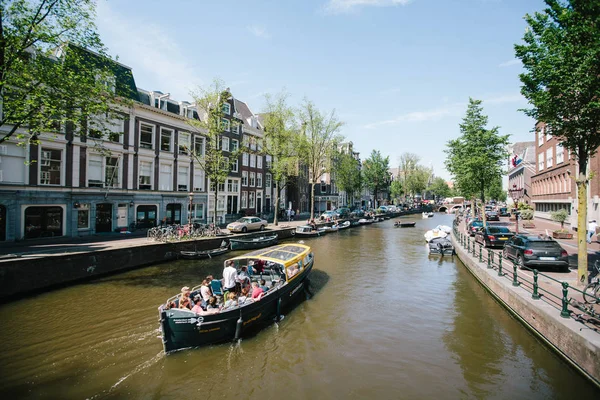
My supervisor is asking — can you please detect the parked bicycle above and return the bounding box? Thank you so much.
[583,260,600,304]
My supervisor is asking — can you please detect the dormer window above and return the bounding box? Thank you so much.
[222,103,231,115]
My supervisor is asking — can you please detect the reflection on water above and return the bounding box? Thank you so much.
[0,214,597,399]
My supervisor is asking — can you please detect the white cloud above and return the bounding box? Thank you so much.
[363,103,463,129]
[247,24,270,39]
[95,2,202,100]
[499,59,521,68]
[324,0,412,14]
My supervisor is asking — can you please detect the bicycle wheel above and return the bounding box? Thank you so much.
[583,282,599,304]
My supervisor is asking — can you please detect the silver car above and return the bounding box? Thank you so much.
[227,217,268,233]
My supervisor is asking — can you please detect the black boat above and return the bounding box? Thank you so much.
[394,221,416,228]
[229,234,278,250]
[428,237,455,256]
[158,244,314,353]
[179,245,230,259]
[295,225,321,237]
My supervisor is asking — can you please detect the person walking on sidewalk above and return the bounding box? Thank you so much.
[587,219,598,243]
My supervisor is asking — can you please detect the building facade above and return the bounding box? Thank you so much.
[507,141,535,205]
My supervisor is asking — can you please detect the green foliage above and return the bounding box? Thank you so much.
[398,152,420,198]
[517,202,533,210]
[188,80,242,223]
[484,176,506,202]
[515,0,600,175]
[519,209,534,220]
[445,98,509,203]
[405,165,431,197]
[390,180,403,203]
[1,0,130,144]
[334,151,362,206]
[362,150,390,208]
[551,209,569,228]
[427,177,451,199]
[262,91,301,225]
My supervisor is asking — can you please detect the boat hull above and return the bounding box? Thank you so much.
[179,247,230,259]
[295,231,320,237]
[159,260,313,353]
[230,236,278,250]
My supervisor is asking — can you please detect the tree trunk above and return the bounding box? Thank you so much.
[310,182,315,221]
[577,175,588,286]
[274,181,280,226]
[481,183,487,229]
[214,187,219,226]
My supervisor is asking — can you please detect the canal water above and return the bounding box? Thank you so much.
[0,214,598,399]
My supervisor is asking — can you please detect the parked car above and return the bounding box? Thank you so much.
[498,207,510,217]
[485,211,500,221]
[320,211,337,220]
[336,207,351,218]
[226,216,268,233]
[466,220,484,236]
[502,235,570,272]
[475,226,514,248]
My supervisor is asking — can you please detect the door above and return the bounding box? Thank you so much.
[227,196,233,215]
[96,203,113,233]
[0,205,6,241]
[256,192,262,214]
[117,204,128,228]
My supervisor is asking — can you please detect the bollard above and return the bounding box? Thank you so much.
[560,282,570,318]
[467,237,470,253]
[512,258,520,286]
[532,269,540,300]
[479,244,482,262]
[498,253,503,276]
[487,249,492,269]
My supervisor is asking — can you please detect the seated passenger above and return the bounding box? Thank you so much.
[287,264,299,278]
[179,286,192,310]
[223,292,238,309]
[206,296,220,311]
[259,279,269,293]
[200,279,212,305]
[238,287,250,304]
[237,266,251,288]
[254,259,266,274]
[251,281,264,300]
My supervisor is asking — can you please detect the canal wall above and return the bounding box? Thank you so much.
[0,227,296,301]
[451,231,600,388]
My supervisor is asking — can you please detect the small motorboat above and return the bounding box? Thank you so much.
[350,220,361,227]
[428,237,455,256]
[319,225,338,234]
[422,212,434,218]
[335,221,351,230]
[394,221,416,228]
[424,229,448,242]
[435,225,452,234]
[358,218,372,225]
[295,225,321,237]
[230,234,279,250]
[179,243,230,259]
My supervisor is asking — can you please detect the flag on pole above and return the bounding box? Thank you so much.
[511,154,522,168]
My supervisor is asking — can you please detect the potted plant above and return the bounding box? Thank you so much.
[550,209,573,239]
[520,209,535,228]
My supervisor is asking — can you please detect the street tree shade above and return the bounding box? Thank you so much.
[515,0,600,286]
[188,80,243,225]
[261,91,302,226]
[390,180,403,204]
[298,100,344,221]
[1,0,131,145]
[362,150,390,209]
[445,98,509,228]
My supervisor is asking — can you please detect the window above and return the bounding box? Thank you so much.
[218,182,225,192]
[231,124,239,135]
[232,179,239,192]
[194,168,204,191]
[227,179,233,192]
[249,192,255,208]
[242,171,248,186]
[241,191,247,208]
[222,103,231,115]
[105,157,119,188]
[160,128,173,152]
[250,172,256,187]
[166,203,182,224]
[107,118,123,143]
[179,132,190,155]
[194,136,204,155]
[546,125,552,141]
[221,118,230,132]
[242,153,249,166]
[243,135,250,147]
[190,203,204,221]
[250,154,256,168]
[321,182,327,193]
[88,154,104,187]
[546,148,553,168]
[140,123,154,149]
[232,158,239,173]
[24,206,63,239]
[556,144,564,164]
[257,173,262,187]
[178,165,189,191]
[40,148,61,185]
[538,126,544,146]
[266,155,272,169]
[231,139,239,152]
[136,205,157,228]
[257,156,262,169]
[221,136,229,152]
[160,164,173,190]
[77,204,90,229]
[538,153,544,172]
[139,161,153,190]
[265,173,272,189]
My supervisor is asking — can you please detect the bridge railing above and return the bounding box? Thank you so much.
[452,222,600,333]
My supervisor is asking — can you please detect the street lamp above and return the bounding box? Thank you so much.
[508,183,521,234]
[188,192,194,230]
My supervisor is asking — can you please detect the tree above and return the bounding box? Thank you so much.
[445,99,509,227]
[261,91,301,226]
[515,0,600,285]
[405,165,431,199]
[1,0,130,144]
[188,80,242,224]
[390,180,403,204]
[428,177,451,200]
[334,151,361,207]
[298,100,344,220]
[398,152,420,201]
[485,176,507,202]
[362,150,390,209]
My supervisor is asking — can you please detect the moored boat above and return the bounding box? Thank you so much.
[179,245,230,259]
[158,244,315,353]
[335,221,351,230]
[230,234,278,250]
[428,237,455,256]
[394,221,416,228]
[358,218,372,225]
[295,225,321,237]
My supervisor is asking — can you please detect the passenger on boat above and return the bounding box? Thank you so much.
[237,266,251,288]
[223,292,238,309]
[179,286,192,309]
[254,259,266,274]
[238,287,251,304]
[206,296,219,310]
[223,261,237,292]
[287,264,299,278]
[200,279,212,306]
[259,279,269,293]
[251,281,264,300]
[191,295,220,315]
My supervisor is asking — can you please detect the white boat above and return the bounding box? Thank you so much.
[424,229,448,243]
[319,225,338,234]
[358,218,372,225]
[295,225,320,237]
[435,225,452,234]
[334,221,351,230]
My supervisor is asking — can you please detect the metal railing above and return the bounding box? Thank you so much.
[452,222,600,333]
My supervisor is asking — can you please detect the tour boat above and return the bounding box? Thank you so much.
[179,245,230,259]
[295,225,321,237]
[424,229,448,242]
[158,244,314,353]
[229,234,278,250]
[428,237,455,256]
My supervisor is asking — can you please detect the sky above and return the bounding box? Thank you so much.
[95,0,545,181]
